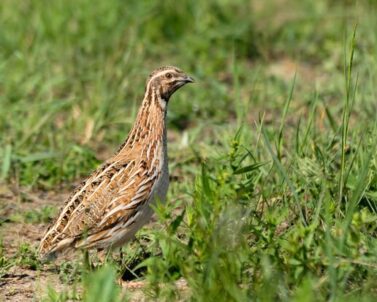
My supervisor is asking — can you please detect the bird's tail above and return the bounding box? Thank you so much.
[38,233,75,261]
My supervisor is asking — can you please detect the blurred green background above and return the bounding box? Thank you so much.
[1,0,375,187]
[1,0,377,301]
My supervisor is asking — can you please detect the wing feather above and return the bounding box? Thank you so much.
[39,156,158,257]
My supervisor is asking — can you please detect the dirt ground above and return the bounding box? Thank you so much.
[0,184,67,301]
[0,184,189,301]
[0,185,145,301]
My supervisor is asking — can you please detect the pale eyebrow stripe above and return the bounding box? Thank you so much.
[148,69,178,83]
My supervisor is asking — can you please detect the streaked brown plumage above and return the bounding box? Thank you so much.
[39,66,194,260]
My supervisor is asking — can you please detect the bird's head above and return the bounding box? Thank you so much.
[146,66,194,101]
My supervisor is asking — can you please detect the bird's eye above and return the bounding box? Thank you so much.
[165,73,172,79]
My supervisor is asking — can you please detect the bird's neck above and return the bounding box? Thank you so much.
[118,86,167,154]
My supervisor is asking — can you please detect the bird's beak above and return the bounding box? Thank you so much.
[183,75,195,83]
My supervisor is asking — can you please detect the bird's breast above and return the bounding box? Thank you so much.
[151,141,169,204]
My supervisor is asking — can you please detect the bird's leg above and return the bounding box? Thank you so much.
[82,249,92,271]
[119,247,124,263]
[97,248,107,266]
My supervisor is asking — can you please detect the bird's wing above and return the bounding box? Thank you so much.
[39,154,160,256]
[75,158,161,249]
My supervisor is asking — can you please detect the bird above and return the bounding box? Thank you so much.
[38,66,194,260]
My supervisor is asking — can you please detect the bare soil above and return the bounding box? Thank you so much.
[0,185,67,301]
[0,184,189,301]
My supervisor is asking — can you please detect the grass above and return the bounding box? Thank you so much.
[1,0,377,301]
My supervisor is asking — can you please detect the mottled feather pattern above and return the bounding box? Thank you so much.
[39,66,193,259]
